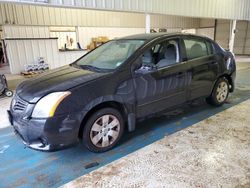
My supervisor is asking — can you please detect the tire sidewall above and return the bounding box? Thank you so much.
[211,77,229,106]
[82,108,124,153]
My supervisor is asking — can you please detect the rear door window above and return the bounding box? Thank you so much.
[183,39,212,60]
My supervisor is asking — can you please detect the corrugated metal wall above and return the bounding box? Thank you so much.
[77,27,145,48]
[4,0,250,20]
[215,20,230,49]
[0,3,200,28]
[3,25,50,38]
[151,14,199,29]
[5,38,86,74]
[245,23,250,54]
[234,21,250,54]
[2,1,249,74]
[199,19,215,28]
[2,25,145,47]
[215,20,250,55]
[0,0,200,73]
[195,18,215,40]
[0,3,144,27]
[2,25,146,73]
[196,28,215,40]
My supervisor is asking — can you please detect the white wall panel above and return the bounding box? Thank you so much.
[5,39,86,74]
[2,25,50,38]
[199,19,215,28]
[2,0,250,20]
[3,25,145,48]
[215,20,230,49]
[215,20,250,54]
[0,3,201,29]
[77,27,145,48]
[196,28,215,40]
[233,21,249,54]
[166,28,182,33]
[151,14,200,29]
[0,3,146,27]
[242,21,250,55]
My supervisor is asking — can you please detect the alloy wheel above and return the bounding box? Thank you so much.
[90,114,121,148]
[216,81,228,103]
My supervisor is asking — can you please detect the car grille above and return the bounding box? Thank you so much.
[12,95,28,112]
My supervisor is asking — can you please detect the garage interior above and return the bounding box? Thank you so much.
[0,0,250,187]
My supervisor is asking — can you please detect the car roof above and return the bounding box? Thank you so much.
[118,32,212,42]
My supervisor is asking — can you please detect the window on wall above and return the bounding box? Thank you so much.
[49,27,78,50]
[183,39,212,60]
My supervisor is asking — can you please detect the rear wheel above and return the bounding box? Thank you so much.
[82,108,124,153]
[206,77,229,106]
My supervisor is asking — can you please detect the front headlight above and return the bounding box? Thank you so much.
[32,91,71,118]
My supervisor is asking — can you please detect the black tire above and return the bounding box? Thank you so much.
[82,108,124,153]
[4,89,13,97]
[206,77,229,106]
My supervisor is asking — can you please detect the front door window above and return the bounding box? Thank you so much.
[136,39,181,73]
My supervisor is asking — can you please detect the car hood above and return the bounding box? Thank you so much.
[16,65,107,103]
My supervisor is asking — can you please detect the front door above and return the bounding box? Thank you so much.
[132,38,192,118]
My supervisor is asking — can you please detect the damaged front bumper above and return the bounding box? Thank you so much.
[7,110,82,151]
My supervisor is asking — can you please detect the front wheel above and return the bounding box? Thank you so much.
[82,108,124,153]
[206,77,229,106]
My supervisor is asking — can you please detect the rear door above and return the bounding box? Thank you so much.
[181,37,219,100]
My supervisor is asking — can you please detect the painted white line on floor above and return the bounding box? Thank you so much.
[0,145,10,154]
[0,97,12,129]
[62,99,250,188]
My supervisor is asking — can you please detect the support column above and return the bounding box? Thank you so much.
[214,19,217,41]
[229,20,237,52]
[145,14,150,34]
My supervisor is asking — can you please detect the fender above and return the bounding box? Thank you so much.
[80,95,136,132]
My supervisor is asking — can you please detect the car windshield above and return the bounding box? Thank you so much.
[75,40,145,71]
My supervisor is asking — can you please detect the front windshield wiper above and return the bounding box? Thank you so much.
[79,65,97,71]
[78,64,110,72]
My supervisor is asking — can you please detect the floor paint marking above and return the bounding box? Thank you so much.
[0,132,15,138]
[0,145,10,153]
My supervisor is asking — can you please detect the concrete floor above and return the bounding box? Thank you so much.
[0,57,250,187]
[0,97,12,129]
[64,99,250,188]
[64,58,250,188]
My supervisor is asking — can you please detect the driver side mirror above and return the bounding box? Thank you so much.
[135,62,157,74]
[133,52,157,74]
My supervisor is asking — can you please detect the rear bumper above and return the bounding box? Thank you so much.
[8,110,82,151]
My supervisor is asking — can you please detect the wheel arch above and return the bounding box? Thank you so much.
[210,74,233,95]
[78,100,128,139]
[218,74,233,92]
[223,74,234,92]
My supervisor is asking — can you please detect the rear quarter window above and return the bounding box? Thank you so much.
[184,38,213,60]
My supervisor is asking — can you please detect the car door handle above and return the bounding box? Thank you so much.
[176,72,185,78]
[211,62,218,65]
